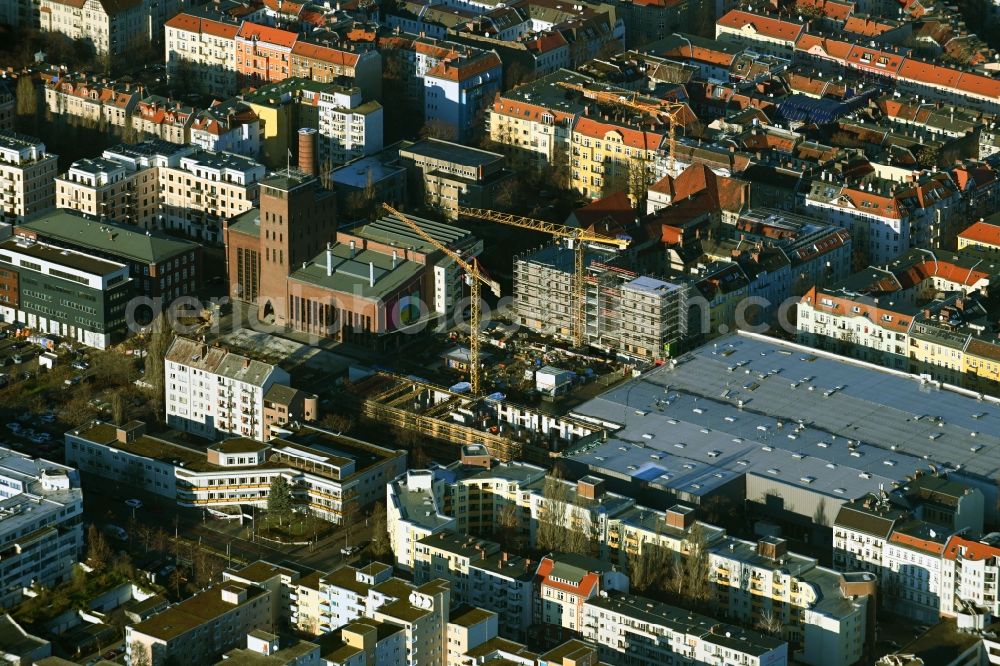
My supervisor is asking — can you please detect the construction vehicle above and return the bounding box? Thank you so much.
[382,204,500,396]
[457,207,629,349]
[556,81,690,175]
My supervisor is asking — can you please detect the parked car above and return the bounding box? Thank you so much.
[340,545,360,556]
[125,498,143,509]
[71,360,90,371]
[5,423,19,433]
[104,524,128,541]
[40,412,55,423]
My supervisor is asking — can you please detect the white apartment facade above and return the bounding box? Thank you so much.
[318,562,451,666]
[316,87,385,166]
[804,180,909,266]
[0,131,57,223]
[165,336,289,441]
[0,447,83,608]
[941,534,1000,617]
[39,0,182,57]
[832,496,904,578]
[883,524,948,623]
[387,470,456,571]
[583,593,789,666]
[165,13,242,96]
[189,106,262,159]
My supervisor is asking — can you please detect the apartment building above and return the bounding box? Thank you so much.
[55,157,134,220]
[832,493,908,579]
[290,41,383,101]
[236,23,299,87]
[0,131,57,223]
[189,102,262,159]
[446,606,497,666]
[158,150,265,244]
[0,236,132,348]
[316,86,384,167]
[165,336,291,441]
[398,138,511,219]
[388,470,457,572]
[570,115,664,201]
[583,593,789,666]
[39,0,180,58]
[164,12,242,96]
[44,75,140,128]
[65,420,406,523]
[423,49,502,142]
[710,536,875,666]
[715,9,805,58]
[126,581,273,666]
[958,220,1000,255]
[99,140,195,227]
[132,96,197,145]
[413,531,535,640]
[487,69,588,167]
[535,553,629,640]
[0,447,83,608]
[514,245,689,360]
[941,534,1000,617]
[0,81,14,131]
[307,562,451,666]
[16,208,202,303]
[316,617,406,665]
[883,521,949,622]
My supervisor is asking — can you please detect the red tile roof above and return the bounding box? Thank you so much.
[943,535,1000,561]
[491,97,576,125]
[794,33,855,61]
[717,9,805,43]
[843,16,896,36]
[165,12,241,39]
[574,116,664,150]
[426,52,502,82]
[237,22,298,49]
[801,286,913,333]
[889,531,945,556]
[291,41,361,67]
[536,557,599,597]
[959,221,1000,247]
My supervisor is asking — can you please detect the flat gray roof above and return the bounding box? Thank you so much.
[400,138,504,169]
[569,332,1000,501]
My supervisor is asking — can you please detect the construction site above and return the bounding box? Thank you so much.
[351,372,606,464]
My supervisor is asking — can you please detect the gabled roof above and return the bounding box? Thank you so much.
[943,534,1000,562]
[717,9,805,43]
[164,12,241,39]
[573,116,664,150]
[795,0,854,21]
[292,41,361,67]
[959,221,1000,247]
[237,22,298,49]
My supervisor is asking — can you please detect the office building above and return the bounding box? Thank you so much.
[397,139,512,220]
[65,420,406,524]
[16,208,201,303]
[0,236,132,348]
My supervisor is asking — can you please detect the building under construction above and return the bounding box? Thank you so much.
[355,373,601,464]
[514,242,688,360]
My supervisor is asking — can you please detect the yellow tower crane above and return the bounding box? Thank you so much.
[457,207,630,349]
[556,81,690,176]
[383,204,500,396]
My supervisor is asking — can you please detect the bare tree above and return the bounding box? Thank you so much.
[129,641,152,666]
[535,473,570,552]
[145,313,172,418]
[684,523,711,607]
[758,609,785,636]
[369,501,391,558]
[110,390,126,426]
[87,525,113,572]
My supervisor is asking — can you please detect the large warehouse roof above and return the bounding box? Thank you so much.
[568,332,999,501]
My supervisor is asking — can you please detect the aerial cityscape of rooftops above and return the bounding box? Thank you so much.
[5,0,1000,664]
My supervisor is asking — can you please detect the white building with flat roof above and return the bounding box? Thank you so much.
[0,131,57,223]
[0,447,83,607]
